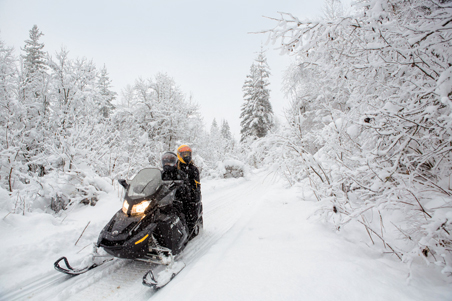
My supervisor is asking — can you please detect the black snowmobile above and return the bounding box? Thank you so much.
[54,167,203,289]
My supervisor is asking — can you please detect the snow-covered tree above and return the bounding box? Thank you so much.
[220,119,232,140]
[240,49,273,142]
[119,84,134,108]
[267,0,452,275]
[323,0,344,19]
[97,64,116,118]
[1,39,122,213]
[0,38,21,192]
[20,25,48,112]
[113,73,202,172]
[210,118,220,139]
[209,118,222,159]
[16,25,50,181]
[48,50,102,130]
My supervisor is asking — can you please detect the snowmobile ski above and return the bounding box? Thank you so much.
[142,261,185,289]
[54,256,113,276]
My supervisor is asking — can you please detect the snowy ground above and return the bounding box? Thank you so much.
[0,169,451,301]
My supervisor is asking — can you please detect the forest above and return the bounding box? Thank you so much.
[1,0,451,278]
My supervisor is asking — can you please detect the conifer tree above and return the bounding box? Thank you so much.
[240,49,273,142]
[210,118,219,137]
[97,65,117,118]
[220,119,232,140]
[21,25,48,111]
[18,25,49,171]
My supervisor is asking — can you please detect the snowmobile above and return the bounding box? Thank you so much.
[54,167,203,289]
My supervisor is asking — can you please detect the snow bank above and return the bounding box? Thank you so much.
[214,159,249,179]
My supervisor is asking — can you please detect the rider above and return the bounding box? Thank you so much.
[176,145,202,237]
[160,152,189,217]
[161,151,186,181]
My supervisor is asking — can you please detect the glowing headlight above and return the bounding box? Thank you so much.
[132,200,151,215]
[122,200,129,214]
[122,200,151,215]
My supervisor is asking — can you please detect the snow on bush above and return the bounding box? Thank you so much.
[217,159,248,179]
[266,0,452,276]
[202,159,248,179]
[0,36,210,216]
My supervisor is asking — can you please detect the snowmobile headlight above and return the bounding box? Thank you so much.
[131,200,151,215]
[122,200,129,214]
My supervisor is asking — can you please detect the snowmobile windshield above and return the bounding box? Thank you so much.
[127,168,162,200]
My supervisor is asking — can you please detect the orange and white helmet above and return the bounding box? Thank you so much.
[177,144,192,164]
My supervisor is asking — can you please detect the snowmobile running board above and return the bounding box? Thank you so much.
[54,256,113,276]
[142,261,185,289]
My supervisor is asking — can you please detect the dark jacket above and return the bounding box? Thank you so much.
[177,161,201,202]
[177,161,202,231]
[161,168,189,214]
[161,168,187,182]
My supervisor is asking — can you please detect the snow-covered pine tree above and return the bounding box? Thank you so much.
[97,64,117,118]
[220,119,236,155]
[209,118,222,160]
[17,25,49,178]
[210,118,220,138]
[240,49,273,142]
[20,25,48,112]
[220,119,232,141]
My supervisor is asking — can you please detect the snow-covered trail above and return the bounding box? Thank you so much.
[58,170,272,301]
[1,170,450,301]
[0,171,276,301]
[152,171,451,301]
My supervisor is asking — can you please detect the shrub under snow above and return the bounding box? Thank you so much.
[218,159,248,179]
[266,0,452,277]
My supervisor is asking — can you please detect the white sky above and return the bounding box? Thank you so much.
[0,0,324,137]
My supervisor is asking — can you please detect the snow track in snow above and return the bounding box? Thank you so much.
[182,173,272,267]
[62,260,153,301]
[0,270,70,301]
[2,172,275,301]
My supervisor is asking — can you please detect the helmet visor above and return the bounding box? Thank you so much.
[179,151,191,159]
[162,153,177,166]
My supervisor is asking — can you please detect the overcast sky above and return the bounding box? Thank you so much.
[0,0,324,138]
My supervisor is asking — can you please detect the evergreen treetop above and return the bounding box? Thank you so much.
[22,25,47,76]
[240,49,273,142]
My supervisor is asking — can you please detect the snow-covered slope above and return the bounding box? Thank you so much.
[0,170,450,301]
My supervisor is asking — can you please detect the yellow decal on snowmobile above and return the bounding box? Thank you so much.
[135,234,149,245]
